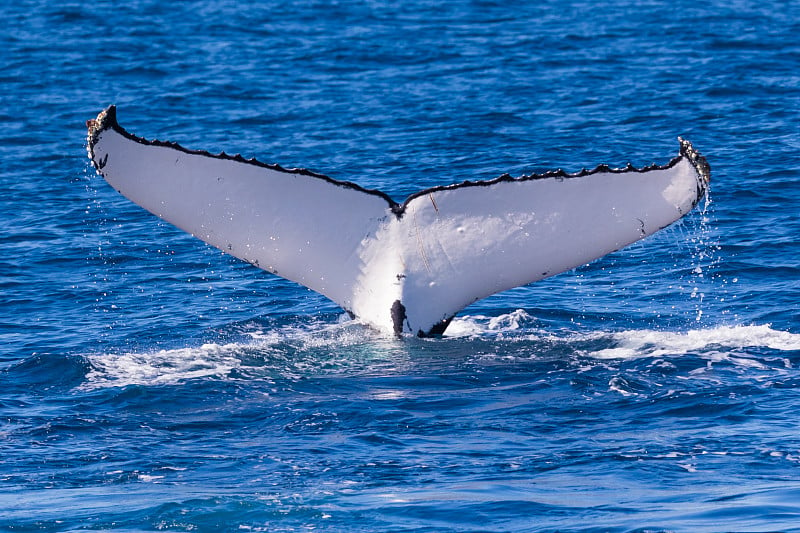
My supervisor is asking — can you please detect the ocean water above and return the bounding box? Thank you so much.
[2,0,800,531]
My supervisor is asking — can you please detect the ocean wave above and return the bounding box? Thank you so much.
[592,324,800,359]
[82,343,246,389]
[450,310,800,352]
[80,316,403,389]
[80,311,800,389]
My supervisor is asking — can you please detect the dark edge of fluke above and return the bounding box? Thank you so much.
[677,136,712,209]
[86,105,399,209]
[87,106,710,220]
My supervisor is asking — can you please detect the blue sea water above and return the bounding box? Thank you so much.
[2,0,800,531]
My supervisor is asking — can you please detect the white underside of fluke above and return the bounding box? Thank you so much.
[87,106,710,336]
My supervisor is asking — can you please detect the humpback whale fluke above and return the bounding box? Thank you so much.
[87,106,710,337]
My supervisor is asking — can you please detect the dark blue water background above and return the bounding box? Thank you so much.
[2,1,800,531]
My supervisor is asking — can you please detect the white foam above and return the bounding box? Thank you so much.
[81,311,800,389]
[593,324,800,359]
[83,342,246,389]
[81,318,392,389]
[451,311,800,361]
[446,309,538,338]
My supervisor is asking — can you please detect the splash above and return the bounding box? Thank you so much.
[450,311,800,363]
[592,324,800,359]
[83,342,246,389]
[81,309,800,389]
[446,309,538,337]
[80,317,398,389]
[686,192,722,324]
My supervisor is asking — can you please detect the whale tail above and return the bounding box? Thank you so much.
[87,106,709,336]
